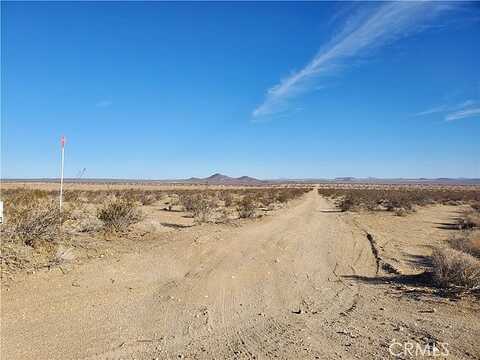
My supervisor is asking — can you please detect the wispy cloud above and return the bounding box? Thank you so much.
[445,107,480,122]
[252,2,452,119]
[96,100,112,108]
[416,99,480,122]
[414,106,448,117]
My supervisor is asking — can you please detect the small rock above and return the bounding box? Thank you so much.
[72,281,80,287]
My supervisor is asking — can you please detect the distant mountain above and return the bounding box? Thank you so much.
[2,176,479,186]
[206,173,233,182]
[185,173,264,184]
[334,177,356,182]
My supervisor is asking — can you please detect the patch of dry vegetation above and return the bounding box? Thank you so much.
[456,204,480,230]
[179,193,217,223]
[177,187,310,222]
[1,191,72,276]
[97,198,142,232]
[449,231,480,258]
[2,197,67,247]
[318,188,480,214]
[431,248,480,290]
[237,195,256,218]
[430,204,480,292]
[1,186,311,279]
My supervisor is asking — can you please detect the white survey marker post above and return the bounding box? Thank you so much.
[59,135,66,211]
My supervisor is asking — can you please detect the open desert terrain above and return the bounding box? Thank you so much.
[1,182,479,359]
[2,1,480,359]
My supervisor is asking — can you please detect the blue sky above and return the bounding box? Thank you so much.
[2,1,479,179]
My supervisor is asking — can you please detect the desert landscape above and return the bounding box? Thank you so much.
[1,180,479,359]
[2,1,480,359]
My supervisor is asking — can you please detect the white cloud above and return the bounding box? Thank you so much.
[253,2,451,118]
[445,107,480,122]
[414,106,448,117]
[416,99,480,122]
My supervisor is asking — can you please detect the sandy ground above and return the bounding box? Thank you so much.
[1,190,479,359]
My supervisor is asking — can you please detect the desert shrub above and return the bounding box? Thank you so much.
[137,192,157,206]
[117,189,138,203]
[224,193,234,207]
[180,193,197,212]
[275,188,308,203]
[28,189,52,200]
[237,195,256,218]
[75,190,109,204]
[107,189,162,206]
[63,190,81,202]
[257,192,276,208]
[431,247,480,289]
[191,195,217,223]
[449,231,480,258]
[2,197,68,247]
[179,193,217,223]
[1,242,35,273]
[97,198,142,232]
[218,191,234,207]
[276,191,289,204]
[338,195,355,212]
[164,194,180,211]
[457,211,480,230]
[472,202,480,212]
[66,206,103,233]
[318,187,480,213]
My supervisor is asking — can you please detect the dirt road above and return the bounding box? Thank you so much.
[2,190,479,359]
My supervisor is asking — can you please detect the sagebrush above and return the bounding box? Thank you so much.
[97,198,142,232]
[431,247,480,289]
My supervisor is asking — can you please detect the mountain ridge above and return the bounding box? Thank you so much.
[186,173,263,184]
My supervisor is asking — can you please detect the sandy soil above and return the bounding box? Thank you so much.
[1,190,479,359]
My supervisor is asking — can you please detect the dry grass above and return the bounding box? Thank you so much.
[2,196,68,247]
[457,211,480,230]
[449,231,480,258]
[318,188,480,213]
[431,247,480,290]
[97,198,142,232]
[0,192,73,276]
